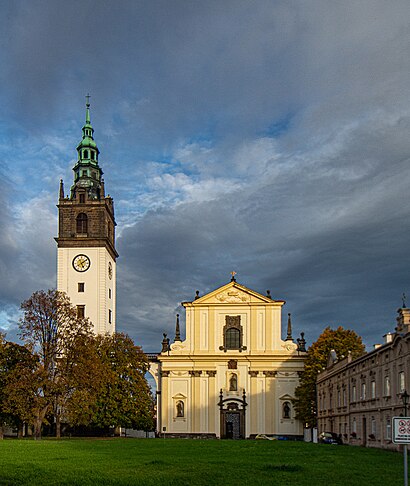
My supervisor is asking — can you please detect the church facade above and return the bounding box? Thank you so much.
[153,277,307,438]
[55,99,118,334]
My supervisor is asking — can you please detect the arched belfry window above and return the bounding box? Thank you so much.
[83,149,89,159]
[220,316,246,352]
[76,213,88,234]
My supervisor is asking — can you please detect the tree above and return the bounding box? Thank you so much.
[91,333,154,432]
[0,334,39,439]
[293,326,365,428]
[18,289,93,438]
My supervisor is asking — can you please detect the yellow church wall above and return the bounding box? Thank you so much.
[157,281,306,438]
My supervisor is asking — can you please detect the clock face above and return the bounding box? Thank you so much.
[108,261,113,280]
[72,254,91,272]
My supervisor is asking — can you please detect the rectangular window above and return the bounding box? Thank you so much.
[78,282,85,292]
[384,376,391,396]
[109,309,112,324]
[399,371,405,393]
[79,193,85,203]
[352,385,356,402]
[371,381,376,399]
[361,383,366,400]
[343,389,346,406]
[337,390,341,407]
[108,288,111,299]
[371,417,376,436]
[386,418,391,440]
[77,305,85,319]
[352,418,357,434]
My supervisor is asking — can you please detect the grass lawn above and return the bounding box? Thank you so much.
[0,438,406,485]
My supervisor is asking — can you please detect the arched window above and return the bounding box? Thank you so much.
[283,401,291,419]
[220,315,244,351]
[229,373,238,391]
[76,213,88,234]
[226,328,240,350]
[83,149,89,159]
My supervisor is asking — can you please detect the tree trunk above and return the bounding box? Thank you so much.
[0,424,4,440]
[34,406,48,440]
[17,422,24,439]
[56,413,61,439]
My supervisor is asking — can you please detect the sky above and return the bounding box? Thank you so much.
[0,0,409,352]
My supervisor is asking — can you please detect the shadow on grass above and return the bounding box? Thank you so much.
[262,463,303,472]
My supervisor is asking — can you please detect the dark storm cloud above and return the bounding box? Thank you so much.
[1,1,410,350]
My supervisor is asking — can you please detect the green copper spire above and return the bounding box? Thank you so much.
[70,96,104,200]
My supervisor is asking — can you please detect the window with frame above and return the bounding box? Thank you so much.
[109,309,112,324]
[371,380,376,399]
[352,418,357,434]
[352,385,356,402]
[76,213,88,234]
[386,417,391,440]
[361,383,366,400]
[384,375,390,396]
[220,316,244,351]
[79,193,85,203]
[77,305,85,319]
[399,371,405,393]
[78,282,85,292]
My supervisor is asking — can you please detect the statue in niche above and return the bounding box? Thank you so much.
[176,400,184,417]
[229,373,238,391]
[283,401,291,419]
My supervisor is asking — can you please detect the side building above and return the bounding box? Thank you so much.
[317,305,410,449]
[55,99,118,334]
[151,277,307,439]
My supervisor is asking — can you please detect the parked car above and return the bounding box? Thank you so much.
[319,432,342,445]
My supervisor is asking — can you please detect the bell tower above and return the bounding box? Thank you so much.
[55,97,118,334]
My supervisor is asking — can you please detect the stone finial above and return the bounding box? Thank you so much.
[230,271,237,282]
[195,290,200,300]
[286,313,293,341]
[266,290,271,298]
[59,179,64,200]
[100,179,105,198]
[174,314,181,342]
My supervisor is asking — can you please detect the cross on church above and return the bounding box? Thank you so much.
[86,93,91,107]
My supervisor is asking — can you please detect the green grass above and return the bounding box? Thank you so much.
[0,438,406,485]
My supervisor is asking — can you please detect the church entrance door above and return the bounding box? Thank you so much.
[224,411,243,439]
[218,389,247,439]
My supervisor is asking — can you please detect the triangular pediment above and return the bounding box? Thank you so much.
[185,281,284,305]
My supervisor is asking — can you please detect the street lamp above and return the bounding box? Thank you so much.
[401,390,409,417]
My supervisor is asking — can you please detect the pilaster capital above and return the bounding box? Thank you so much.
[161,370,170,377]
[189,370,202,377]
[248,371,259,377]
[263,371,277,377]
[206,371,217,377]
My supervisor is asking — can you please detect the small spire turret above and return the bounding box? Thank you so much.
[174,314,181,342]
[286,313,293,341]
[59,179,64,200]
